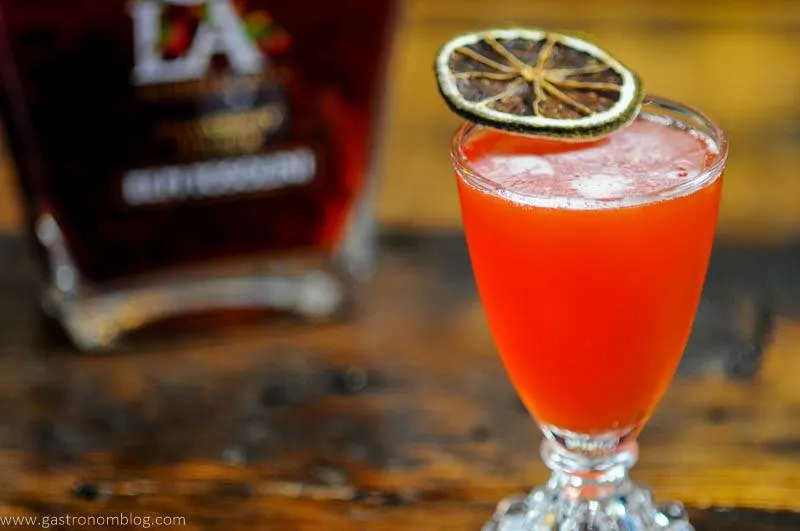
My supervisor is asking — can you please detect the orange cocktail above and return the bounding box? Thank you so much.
[438,24,729,529]
[455,106,723,437]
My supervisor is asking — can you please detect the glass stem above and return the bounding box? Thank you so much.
[541,438,638,501]
[482,439,693,529]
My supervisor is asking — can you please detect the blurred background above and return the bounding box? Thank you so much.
[376,0,800,243]
[1,0,799,243]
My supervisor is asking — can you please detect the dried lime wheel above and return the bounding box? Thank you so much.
[435,28,644,139]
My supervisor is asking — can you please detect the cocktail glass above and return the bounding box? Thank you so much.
[451,96,728,530]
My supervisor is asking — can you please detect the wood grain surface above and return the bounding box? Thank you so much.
[0,230,799,529]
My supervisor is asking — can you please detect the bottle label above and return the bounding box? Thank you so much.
[123,0,314,208]
[130,0,265,86]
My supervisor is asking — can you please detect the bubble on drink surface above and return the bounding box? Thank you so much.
[665,163,692,180]
[473,155,555,179]
[616,129,664,164]
[570,173,632,199]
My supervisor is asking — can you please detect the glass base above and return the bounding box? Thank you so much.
[43,266,350,351]
[482,483,692,531]
[482,440,693,531]
[34,213,374,351]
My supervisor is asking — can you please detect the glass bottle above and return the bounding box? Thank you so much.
[0,0,398,350]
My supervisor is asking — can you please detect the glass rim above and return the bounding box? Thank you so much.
[450,95,729,210]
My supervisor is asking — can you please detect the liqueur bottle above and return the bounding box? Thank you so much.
[0,0,397,350]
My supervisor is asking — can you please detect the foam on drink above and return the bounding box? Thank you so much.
[465,116,717,209]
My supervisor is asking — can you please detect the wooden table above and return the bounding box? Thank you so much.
[0,229,799,530]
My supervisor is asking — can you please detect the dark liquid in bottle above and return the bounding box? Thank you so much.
[0,0,395,282]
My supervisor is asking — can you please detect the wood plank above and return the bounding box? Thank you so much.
[0,232,799,528]
[406,0,800,29]
[0,130,21,233]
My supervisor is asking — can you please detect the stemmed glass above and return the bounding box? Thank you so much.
[451,96,728,530]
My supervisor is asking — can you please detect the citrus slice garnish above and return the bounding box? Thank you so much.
[435,28,644,139]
